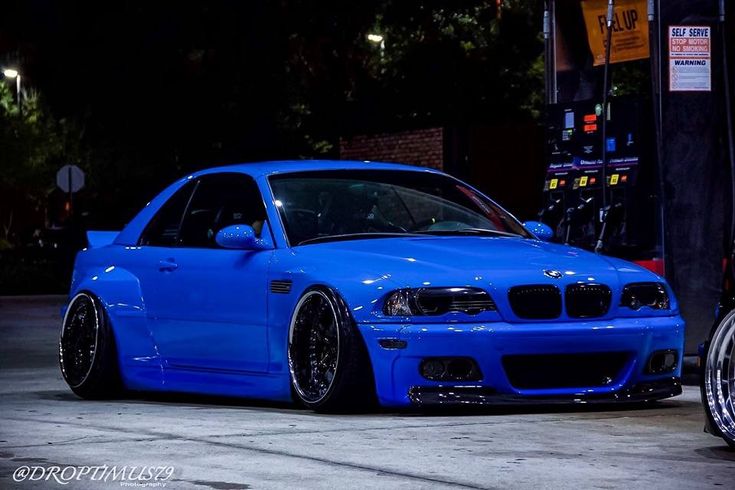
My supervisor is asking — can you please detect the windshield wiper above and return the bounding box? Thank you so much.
[297,232,422,246]
[413,228,523,238]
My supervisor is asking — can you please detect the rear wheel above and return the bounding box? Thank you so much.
[287,287,375,412]
[59,292,120,399]
[703,310,735,448]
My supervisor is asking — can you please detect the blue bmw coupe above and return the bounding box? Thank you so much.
[60,160,685,411]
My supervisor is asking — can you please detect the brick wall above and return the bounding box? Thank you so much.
[339,127,444,170]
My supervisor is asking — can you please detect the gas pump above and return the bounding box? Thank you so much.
[542,0,733,354]
[541,97,656,259]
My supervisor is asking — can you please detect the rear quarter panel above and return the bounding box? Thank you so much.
[69,245,162,390]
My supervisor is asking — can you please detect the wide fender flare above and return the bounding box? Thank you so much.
[266,270,399,378]
[71,266,162,377]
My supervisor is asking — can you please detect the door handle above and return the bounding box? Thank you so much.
[158,258,178,271]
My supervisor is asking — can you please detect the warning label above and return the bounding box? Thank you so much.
[669,25,711,91]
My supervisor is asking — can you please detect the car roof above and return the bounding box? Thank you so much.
[113,160,446,246]
[190,160,445,178]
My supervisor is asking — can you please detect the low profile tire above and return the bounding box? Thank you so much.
[288,286,376,412]
[59,292,121,399]
[702,310,735,448]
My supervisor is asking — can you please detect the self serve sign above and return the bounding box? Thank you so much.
[669,26,711,92]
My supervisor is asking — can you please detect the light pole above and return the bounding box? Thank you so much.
[3,68,22,114]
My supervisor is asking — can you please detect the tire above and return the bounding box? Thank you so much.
[702,309,735,448]
[287,286,376,412]
[59,292,121,399]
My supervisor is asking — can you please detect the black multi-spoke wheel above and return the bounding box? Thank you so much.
[288,286,375,412]
[289,290,339,403]
[60,293,98,386]
[59,292,120,399]
[703,310,735,448]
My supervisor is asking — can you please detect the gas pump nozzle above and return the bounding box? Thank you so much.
[539,198,562,219]
[594,201,625,253]
[539,198,563,225]
[563,196,594,244]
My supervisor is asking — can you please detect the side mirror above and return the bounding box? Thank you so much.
[523,221,554,242]
[215,224,271,250]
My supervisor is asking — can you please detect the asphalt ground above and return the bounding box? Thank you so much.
[1,295,733,489]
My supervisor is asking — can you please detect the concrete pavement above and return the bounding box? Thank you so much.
[0,295,733,489]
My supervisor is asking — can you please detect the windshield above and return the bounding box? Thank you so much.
[269,170,531,245]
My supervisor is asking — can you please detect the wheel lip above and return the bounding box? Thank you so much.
[704,309,735,443]
[287,289,341,405]
[59,292,101,389]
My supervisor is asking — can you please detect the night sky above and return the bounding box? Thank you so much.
[1,1,542,226]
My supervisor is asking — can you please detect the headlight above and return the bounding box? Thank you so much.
[620,282,670,310]
[383,289,416,316]
[382,287,496,316]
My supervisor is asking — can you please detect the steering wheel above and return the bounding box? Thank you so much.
[284,208,318,221]
[410,219,473,232]
[409,218,440,232]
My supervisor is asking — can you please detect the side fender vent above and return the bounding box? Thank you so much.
[270,280,293,294]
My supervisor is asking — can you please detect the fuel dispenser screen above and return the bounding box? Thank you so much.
[546,99,642,190]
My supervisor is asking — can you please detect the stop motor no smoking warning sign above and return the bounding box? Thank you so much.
[669,25,711,92]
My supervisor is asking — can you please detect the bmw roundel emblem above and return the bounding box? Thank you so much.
[543,269,563,279]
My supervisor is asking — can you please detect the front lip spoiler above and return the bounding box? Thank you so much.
[408,377,682,406]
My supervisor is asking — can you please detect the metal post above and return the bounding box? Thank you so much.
[16,74,21,115]
[719,0,735,265]
[648,0,667,274]
[544,3,551,104]
[600,0,615,206]
[595,0,615,253]
[544,1,558,105]
[67,166,73,218]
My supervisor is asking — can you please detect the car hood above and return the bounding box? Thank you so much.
[286,236,668,320]
[293,236,630,285]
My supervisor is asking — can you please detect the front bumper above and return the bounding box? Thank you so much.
[358,315,685,407]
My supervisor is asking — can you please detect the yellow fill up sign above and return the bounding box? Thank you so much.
[581,0,649,66]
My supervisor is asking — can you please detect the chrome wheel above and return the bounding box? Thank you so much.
[288,290,340,404]
[59,293,100,388]
[704,310,735,444]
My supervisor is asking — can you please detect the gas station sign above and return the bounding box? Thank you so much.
[580,0,649,66]
[668,25,711,92]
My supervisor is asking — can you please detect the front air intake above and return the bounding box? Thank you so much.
[565,284,612,318]
[502,352,629,389]
[508,285,562,319]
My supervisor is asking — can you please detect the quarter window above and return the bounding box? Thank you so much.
[139,181,196,247]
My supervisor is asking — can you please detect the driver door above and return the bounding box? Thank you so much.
[141,173,272,373]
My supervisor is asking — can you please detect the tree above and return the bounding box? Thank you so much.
[281,0,544,139]
[0,82,85,247]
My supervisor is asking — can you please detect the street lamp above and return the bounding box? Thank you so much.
[367,34,384,44]
[3,68,21,113]
[367,33,385,61]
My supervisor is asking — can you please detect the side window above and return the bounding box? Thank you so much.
[139,181,196,247]
[178,173,267,248]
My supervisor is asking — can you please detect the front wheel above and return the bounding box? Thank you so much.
[59,292,121,399]
[702,310,735,448]
[287,286,375,412]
